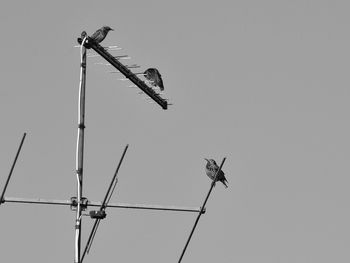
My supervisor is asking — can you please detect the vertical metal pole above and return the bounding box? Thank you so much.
[75,35,87,263]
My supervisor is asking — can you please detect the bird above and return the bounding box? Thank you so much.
[144,68,164,91]
[204,158,228,188]
[90,26,114,44]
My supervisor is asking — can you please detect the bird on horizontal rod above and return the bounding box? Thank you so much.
[144,68,164,91]
[90,26,114,44]
[204,158,228,188]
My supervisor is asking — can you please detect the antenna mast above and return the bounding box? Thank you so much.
[74,33,88,263]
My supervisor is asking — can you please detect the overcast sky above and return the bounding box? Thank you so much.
[0,1,349,262]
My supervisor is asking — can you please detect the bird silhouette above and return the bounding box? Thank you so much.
[90,26,114,44]
[204,158,228,188]
[144,68,164,91]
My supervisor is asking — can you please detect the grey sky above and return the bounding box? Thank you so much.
[0,1,349,262]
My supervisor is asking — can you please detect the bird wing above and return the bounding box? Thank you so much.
[144,69,154,81]
[91,29,104,42]
[91,29,101,39]
[212,165,226,179]
[155,70,164,91]
[211,165,219,173]
[207,165,217,176]
[144,69,152,81]
[205,168,215,180]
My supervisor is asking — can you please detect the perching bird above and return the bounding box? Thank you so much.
[90,26,114,44]
[144,68,164,91]
[204,158,228,188]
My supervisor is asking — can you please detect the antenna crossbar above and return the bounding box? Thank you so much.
[2,196,204,213]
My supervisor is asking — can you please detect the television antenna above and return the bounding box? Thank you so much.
[1,30,227,263]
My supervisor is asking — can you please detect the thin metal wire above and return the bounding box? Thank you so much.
[106,177,118,205]
[85,219,101,254]
[101,144,129,208]
[178,157,227,263]
[114,55,130,59]
[125,64,140,69]
[0,133,26,204]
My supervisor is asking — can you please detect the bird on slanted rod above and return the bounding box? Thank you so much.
[144,68,164,91]
[204,158,228,188]
[90,26,114,44]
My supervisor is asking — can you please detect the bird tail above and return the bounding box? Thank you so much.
[222,178,228,188]
[159,79,164,91]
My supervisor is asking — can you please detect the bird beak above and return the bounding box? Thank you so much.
[204,158,209,162]
[111,28,114,31]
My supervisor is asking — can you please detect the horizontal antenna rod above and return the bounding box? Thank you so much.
[2,197,204,213]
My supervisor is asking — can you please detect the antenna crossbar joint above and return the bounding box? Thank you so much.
[89,210,106,219]
[70,197,88,211]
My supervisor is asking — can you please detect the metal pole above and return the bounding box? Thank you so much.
[178,157,226,263]
[3,197,72,206]
[0,133,26,204]
[75,34,87,263]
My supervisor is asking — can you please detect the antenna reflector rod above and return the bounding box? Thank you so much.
[0,133,27,204]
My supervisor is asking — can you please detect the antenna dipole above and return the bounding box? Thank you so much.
[75,33,87,263]
[0,133,26,204]
[81,144,129,262]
